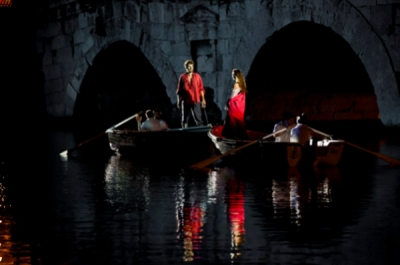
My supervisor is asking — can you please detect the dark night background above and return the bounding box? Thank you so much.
[0,2,47,161]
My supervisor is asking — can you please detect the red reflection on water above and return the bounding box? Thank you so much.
[175,176,206,262]
[0,165,37,264]
[226,176,245,259]
[182,203,205,261]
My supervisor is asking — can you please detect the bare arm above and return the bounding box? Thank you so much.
[231,82,240,98]
[177,95,182,109]
[136,115,143,131]
[198,75,206,108]
[201,90,206,108]
[312,130,328,140]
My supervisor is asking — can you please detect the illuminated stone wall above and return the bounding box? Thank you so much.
[36,0,400,126]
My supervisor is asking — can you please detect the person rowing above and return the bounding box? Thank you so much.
[273,111,296,142]
[136,109,168,131]
[290,113,325,146]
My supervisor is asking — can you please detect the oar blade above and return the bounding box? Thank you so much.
[345,141,400,166]
[58,113,139,159]
[190,155,223,169]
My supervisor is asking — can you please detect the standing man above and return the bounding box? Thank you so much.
[176,60,206,128]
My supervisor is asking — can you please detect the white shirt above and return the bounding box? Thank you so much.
[138,118,167,131]
[290,124,315,146]
[158,119,169,130]
[273,121,293,142]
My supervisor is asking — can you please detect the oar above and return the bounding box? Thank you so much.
[202,107,209,126]
[309,127,400,166]
[189,128,287,169]
[167,125,212,132]
[59,113,140,157]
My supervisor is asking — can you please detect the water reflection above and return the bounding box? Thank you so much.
[279,166,342,226]
[175,174,207,262]
[102,157,367,264]
[0,163,33,265]
[0,170,13,264]
[104,154,150,212]
[225,173,245,259]
[2,127,400,264]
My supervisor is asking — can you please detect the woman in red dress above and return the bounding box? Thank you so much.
[222,69,248,139]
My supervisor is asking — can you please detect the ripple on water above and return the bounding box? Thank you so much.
[1,129,400,265]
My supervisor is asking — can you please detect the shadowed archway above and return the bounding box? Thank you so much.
[231,0,400,126]
[247,21,373,94]
[73,40,171,135]
[246,21,377,124]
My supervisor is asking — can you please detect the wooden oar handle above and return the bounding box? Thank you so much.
[189,127,288,169]
[309,128,332,139]
[60,112,141,157]
[265,128,287,140]
[346,141,400,166]
[76,132,105,148]
[111,113,140,130]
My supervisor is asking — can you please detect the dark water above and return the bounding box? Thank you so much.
[0,125,400,265]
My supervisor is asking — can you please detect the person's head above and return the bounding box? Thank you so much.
[297,113,308,124]
[184,60,195,73]
[153,109,162,119]
[283,112,296,126]
[145,109,155,119]
[232,68,247,93]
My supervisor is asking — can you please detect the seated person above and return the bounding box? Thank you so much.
[273,112,296,142]
[290,113,324,146]
[153,108,169,130]
[136,109,168,131]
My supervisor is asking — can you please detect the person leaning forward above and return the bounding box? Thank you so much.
[290,113,325,146]
[176,60,206,128]
[136,109,168,132]
[273,112,296,142]
[153,108,169,130]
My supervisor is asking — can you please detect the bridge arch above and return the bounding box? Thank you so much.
[73,40,173,133]
[65,20,178,123]
[232,0,400,126]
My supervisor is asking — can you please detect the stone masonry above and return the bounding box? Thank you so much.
[36,0,400,126]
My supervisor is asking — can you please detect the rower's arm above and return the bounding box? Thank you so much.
[273,124,285,137]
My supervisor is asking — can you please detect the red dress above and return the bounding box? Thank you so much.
[222,90,247,139]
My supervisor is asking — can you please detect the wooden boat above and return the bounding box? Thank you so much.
[208,125,345,167]
[106,125,213,159]
[207,125,267,154]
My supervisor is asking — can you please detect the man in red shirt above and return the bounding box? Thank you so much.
[176,60,206,128]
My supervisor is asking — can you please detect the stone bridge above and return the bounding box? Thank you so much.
[36,0,400,127]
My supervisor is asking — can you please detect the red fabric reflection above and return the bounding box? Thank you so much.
[183,204,203,248]
[182,203,204,261]
[226,178,245,247]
